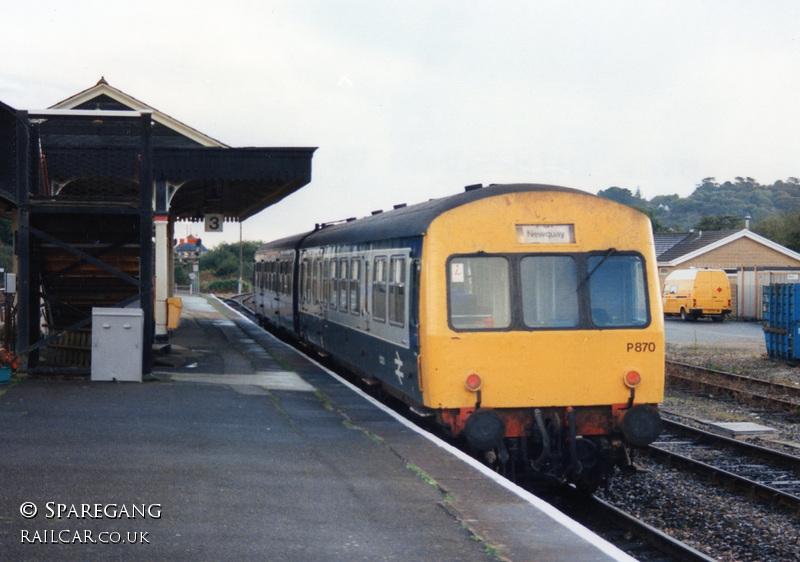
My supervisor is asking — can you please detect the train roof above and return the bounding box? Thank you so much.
[257,183,591,252]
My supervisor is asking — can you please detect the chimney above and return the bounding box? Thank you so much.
[745,215,751,230]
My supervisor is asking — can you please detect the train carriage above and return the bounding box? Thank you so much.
[253,183,664,490]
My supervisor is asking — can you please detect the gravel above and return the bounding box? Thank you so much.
[595,342,800,561]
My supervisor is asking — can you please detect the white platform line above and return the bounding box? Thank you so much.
[213,295,636,561]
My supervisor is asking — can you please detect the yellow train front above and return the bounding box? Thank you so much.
[418,184,664,490]
[253,183,664,491]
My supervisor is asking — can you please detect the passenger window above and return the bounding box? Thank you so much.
[330,259,338,309]
[388,256,406,326]
[373,257,387,322]
[339,259,349,312]
[313,258,321,303]
[322,259,329,304]
[363,261,370,315]
[520,256,578,328]
[350,259,361,315]
[449,257,511,330]
[300,260,307,302]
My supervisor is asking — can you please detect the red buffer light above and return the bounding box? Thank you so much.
[624,370,642,388]
[465,373,482,392]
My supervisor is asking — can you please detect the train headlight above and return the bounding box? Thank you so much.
[624,370,641,388]
[465,373,482,392]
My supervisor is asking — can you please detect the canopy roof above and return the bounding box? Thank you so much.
[1,78,316,221]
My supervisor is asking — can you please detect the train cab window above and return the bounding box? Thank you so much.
[587,255,648,327]
[330,259,338,309]
[448,256,510,330]
[350,259,361,315]
[373,257,387,322]
[388,256,406,326]
[520,256,578,328]
[339,259,349,312]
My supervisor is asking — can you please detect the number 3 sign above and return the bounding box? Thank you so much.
[205,214,223,232]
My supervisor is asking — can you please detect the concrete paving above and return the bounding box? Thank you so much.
[0,295,633,561]
[665,316,765,349]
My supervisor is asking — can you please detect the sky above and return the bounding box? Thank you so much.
[2,1,800,247]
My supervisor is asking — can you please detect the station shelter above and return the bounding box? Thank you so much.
[0,78,316,375]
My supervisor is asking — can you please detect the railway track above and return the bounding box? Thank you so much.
[665,359,800,414]
[549,491,717,562]
[648,417,800,517]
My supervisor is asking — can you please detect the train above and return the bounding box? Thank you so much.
[252,183,664,490]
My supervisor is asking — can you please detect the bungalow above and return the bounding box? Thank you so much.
[654,229,800,319]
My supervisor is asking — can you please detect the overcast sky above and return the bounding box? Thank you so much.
[3,1,799,246]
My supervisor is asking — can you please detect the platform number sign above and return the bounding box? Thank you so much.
[205,214,223,232]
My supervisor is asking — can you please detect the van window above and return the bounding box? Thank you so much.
[448,256,510,329]
[520,256,578,328]
[588,255,648,327]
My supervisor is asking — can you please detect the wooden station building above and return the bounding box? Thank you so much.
[0,79,315,375]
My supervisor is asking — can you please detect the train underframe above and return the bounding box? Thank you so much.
[438,404,662,492]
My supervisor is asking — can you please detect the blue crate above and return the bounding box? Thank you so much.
[762,284,800,361]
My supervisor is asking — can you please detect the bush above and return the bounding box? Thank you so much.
[205,278,251,294]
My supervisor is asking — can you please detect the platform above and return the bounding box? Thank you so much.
[0,294,634,561]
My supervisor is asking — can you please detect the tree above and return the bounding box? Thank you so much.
[694,215,745,231]
[754,212,800,252]
[199,241,263,284]
[639,207,669,232]
[597,186,637,206]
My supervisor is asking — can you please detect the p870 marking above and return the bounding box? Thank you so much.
[627,342,657,352]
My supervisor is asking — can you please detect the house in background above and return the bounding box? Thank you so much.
[174,235,208,261]
[654,229,800,319]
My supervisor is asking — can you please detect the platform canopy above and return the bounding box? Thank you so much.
[25,77,316,221]
[153,147,314,221]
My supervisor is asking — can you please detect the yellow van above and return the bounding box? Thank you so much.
[662,268,732,322]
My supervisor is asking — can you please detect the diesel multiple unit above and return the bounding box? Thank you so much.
[253,183,664,490]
